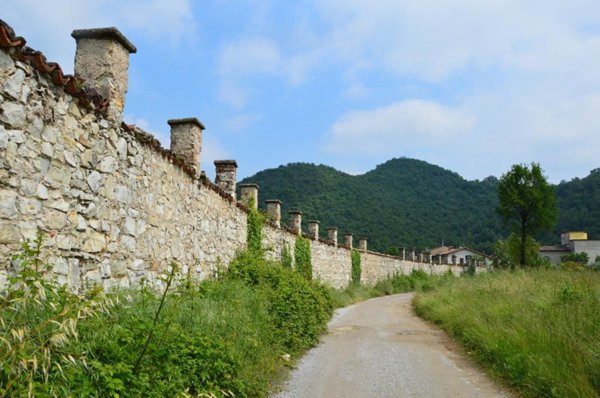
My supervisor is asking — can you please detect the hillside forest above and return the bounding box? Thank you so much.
[239,158,600,254]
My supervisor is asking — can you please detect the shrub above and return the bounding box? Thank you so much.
[281,244,292,268]
[246,197,264,255]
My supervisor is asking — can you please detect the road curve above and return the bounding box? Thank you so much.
[272,293,514,398]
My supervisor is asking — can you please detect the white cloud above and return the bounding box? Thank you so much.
[326,100,475,155]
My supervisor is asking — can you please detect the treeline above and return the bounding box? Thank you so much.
[239,158,600,253]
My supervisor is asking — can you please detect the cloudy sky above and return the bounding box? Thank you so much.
[3,0,600,182]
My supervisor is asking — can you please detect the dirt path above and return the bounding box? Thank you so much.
[272,293,514,398]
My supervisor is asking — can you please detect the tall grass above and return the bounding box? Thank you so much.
[414,269,600,398]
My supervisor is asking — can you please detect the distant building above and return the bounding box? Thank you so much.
[425,246,492,266]
[540,232,600,264]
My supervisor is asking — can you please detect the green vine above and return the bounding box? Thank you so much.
[281,244,292,268]
[247,197,264,255]
[351,249,362,285]
[294,237,312,280]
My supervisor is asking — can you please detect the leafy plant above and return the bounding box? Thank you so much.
[294,237,312,280]
[246,197,264,255]
[351,250,361,285]
[281,244,292,268]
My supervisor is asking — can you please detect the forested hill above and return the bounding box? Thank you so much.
[239,158,504,253]
[240,159,600,254]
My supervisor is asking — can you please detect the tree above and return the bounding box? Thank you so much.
[497,163,557,267]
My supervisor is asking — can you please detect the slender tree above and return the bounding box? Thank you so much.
[497,163,557,267]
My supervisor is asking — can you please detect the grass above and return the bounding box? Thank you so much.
[414,268,600,398]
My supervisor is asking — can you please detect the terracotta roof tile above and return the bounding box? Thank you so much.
[0,19,108,114]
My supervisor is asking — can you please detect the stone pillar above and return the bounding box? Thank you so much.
[358,237,368,253]
[307,221,320,240]
[266,200,282,227]
[289,210,302,236]
[400,247,406,260]
[71,27,137,123]
[239,184,259,209]
[214,160,237,199]
[327,227,338,247]
[168,118,204,176]
[344,233,353,249]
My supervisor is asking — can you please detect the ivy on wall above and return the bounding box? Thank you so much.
[281,244,292,268]
[294,237,312,280]
[247,197,264,255]
[351,249,362,285]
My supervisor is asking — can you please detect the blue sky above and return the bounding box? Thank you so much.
[4,0,600,183]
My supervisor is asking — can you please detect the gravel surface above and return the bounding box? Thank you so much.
[272,293,515,398]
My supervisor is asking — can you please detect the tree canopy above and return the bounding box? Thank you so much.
[497,163,557,267]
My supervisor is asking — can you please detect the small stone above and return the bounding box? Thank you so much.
[98,156,117,173]
[85,270,102,286]
[0,190,17,219]
[82,231,106,253]
[42,126,59,144]
[43,209,67,230]
[81,150,97,169]
[19,179,37,196]
[8,129,25,144]
[128,208,139,218]
[46,162,72,187]
[113,185,131,204]
[48,199,70,212]
[0,50,15,73]
[0,102,26,128]
[117,137,128,159]
[120,235,136,252]
[2,69,25,100]
[77,215,87,231]
[64,151,78,167]
[124,216,136,236]
[0,221,20,243]
[87,171,102,192]
[18,198,41,215]
[110,261,128,277]
[0,126,7,148]
[36,184,48,200]
[5,142,17,166]
[41,142,54,157]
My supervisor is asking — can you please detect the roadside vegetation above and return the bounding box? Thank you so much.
[414,268,600,398]
[0,237,333,398]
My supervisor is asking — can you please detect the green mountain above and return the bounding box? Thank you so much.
[239,158,600,254]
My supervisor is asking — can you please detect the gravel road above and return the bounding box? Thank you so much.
[272,293,514,398]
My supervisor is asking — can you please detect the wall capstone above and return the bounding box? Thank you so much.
[344,233,353,249]
[239,184,259,209]
[266,200,282,228]
[307,220,320,240]
[214,160,237,199]
[71,27,136,123]
[289,210,302,236]
[358,237,368,253]
[168,118,204,177]
[327,227,338,247]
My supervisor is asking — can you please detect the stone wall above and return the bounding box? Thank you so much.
[0,35,246,290]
